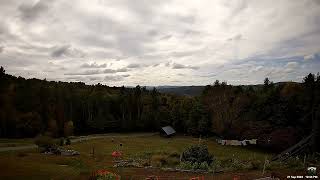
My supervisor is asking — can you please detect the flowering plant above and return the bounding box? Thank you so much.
[93,169,120,180]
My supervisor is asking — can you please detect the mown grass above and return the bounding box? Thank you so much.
[0,138,35,147]
[0,134,274,179]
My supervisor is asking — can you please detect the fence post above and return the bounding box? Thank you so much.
[262,156,267,175]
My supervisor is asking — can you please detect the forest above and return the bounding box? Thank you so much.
[0,66,319,151]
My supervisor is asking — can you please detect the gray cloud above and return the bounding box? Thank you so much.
[51,45,85,58]
[227,34,242,41]
[18,0,50,21]
[0,46,4,53]
[178,15,196,24]
[65,69,101,75]
[51,45,71,57]
[65,67,129,75]
[227,0,248,19]
[103,69,116,73]
[127,63,141,68]
[80,62,107,68]
[172,63,200,70]
[160,35,172,40]
[88,76,102,81]
[104,74,130,82]
[147,30,158,37]
[116,68,129,72]
[152,63,160,67]
[1,0,320,86]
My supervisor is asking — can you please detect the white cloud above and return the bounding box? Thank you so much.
[0,0,320,86]
[304,54,316,61]
[285,62,298,69]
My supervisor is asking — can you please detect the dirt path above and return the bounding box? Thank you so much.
[0,133,157,152]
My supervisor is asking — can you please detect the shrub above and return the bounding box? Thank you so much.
[168,151,180,158]
[149,151,181,168]
[212,158,222,172]
[34,135,56,151]
[167,157,180,166]
[178,161,193,170]
[178,159,210,171]
[181,144,214,165]
[250,160,262,170]
[219,158,249,171]
[151,154,168,167]
[285,157,304,170]
[198,162,209,170]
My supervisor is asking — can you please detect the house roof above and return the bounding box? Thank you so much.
[161,126,176,135]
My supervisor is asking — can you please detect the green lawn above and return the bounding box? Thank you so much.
[0,138,35,147]
[0,134,274,180]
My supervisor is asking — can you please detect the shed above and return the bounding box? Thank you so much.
[160,126,176,137]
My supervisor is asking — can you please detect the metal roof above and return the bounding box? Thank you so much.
[161,126,176,135]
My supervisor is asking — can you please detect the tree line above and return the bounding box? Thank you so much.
[0,66,209,138]
[0,66,319,151]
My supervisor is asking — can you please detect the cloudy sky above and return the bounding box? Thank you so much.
[1,0,320,86]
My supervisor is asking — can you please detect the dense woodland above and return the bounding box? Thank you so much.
[0,66,320,150]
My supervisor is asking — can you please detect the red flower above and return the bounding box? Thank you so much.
[93,169,120,180]
[112,151,122,158]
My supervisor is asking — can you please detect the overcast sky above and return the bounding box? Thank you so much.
[1,0,320,86]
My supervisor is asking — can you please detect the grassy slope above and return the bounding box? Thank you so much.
[0,134,273,180]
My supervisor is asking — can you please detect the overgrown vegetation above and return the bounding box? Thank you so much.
[181,144,213,165]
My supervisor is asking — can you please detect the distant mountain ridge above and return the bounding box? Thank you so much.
[156,86,205,96]
[147,82,300,96]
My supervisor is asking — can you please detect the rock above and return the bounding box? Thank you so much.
[43,151,54,155]
[43,147,80,156]
[60,149,80,156]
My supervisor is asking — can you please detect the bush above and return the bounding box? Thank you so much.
[219,158,249,171]
[150,152,180,168]
[250,160,262,170]
[198,162,209,170]
[168,151,180,158]
[212,158,222,172]
[34,135,56,151]
[231,159,250,171]
[178,161,193,170]
[181,144,214,165]
[151,154,168,167]
[167,157,180,166]
[285,157,304,170]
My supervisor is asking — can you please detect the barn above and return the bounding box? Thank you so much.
[160,126,176,137]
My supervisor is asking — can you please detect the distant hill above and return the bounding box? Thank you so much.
[156,86,205,96]
[144,82,301,96]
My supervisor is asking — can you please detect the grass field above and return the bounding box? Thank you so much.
[0,134,306,180]
[0,138,35,148]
